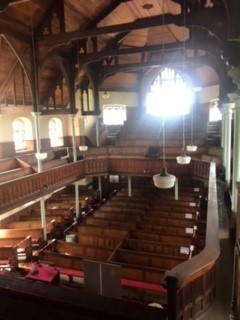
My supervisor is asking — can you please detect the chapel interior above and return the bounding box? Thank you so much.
[0,1,240,319]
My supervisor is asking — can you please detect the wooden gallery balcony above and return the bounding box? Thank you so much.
[0,154,219,320]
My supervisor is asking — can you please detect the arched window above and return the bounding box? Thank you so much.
[13,117,33,152]
[146,67,193,117]
[49,117,63,147]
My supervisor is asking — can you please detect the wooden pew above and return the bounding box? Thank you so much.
[50,193,93,207]
[129,230,193,247]
[0,235,32,261]
[111,249,186,270]
[115,190,202,203]
[0,228,44,246]
[35,250,84,283]
[44,239,113,260]
[69,225,128,248]
[46,202,74,210]
[136,221,196,236]
[7,220,56,234]
[35,248,167,293]
[85,217,136,229]
[152,199,200,208]
[0,246,18,269]
[92,210,141,222]
[75,233,123,249]
[108,254,167,286]
[121,238,192,259]
[140,216,197,228]
[75,225,128,238]
[111,194,153,203]
[149,209,199,220]
[36,241,168,292]
[34,237,113,284]
[99,206,145,215]
[31,208,74,219]
[19,214,63,223]
[150,204,198,213]
[105,198,151,210]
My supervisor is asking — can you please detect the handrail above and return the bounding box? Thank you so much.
[164,162,220,319]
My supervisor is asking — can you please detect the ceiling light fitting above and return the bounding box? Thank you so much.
[102,59,109,99]
[177,114,191,165]
[153,119,176,189]
[177,1,191,164]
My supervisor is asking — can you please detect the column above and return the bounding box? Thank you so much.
[74,181,80,219]
[69,114,80,218]
[222,103,234,187]
[175,178,179,200]
[96,117,100,198]
[31,111,43,172]
[98,176,102,201]
[96,116,99,147]
[31,112,47,240]
[128,176,132,197]
[231,104,240,214]
[227,66,240,215]
[221,108,226,149]
[69,113,77,162]
[40,197,47,240]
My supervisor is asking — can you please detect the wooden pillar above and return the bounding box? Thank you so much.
[165,276,178,320]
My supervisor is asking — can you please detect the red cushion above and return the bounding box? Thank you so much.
[121,278,166,294]
[58,267,84,278]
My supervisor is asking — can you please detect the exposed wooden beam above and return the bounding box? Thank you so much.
[0,19,30,42]
[0,58,19,103]
[0,0,28,12]
[39,14,181,47]
[21,67,26,106]
[103,54,223,87]
[81,43,184,65]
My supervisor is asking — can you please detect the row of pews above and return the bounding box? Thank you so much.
[0,190,96,271]
[0,182,207,320]
[10,183,206,298]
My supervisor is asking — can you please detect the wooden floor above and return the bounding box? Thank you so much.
[199,183,234,320]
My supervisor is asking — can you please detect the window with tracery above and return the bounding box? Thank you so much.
[146,68,193,117]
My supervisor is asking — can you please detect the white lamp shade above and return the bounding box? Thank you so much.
[35,152,47,160]
[186,145,197,152]
[79,145,88,151]
[176,155,191,164]
[153,173,176,189]
[102,92,109,99]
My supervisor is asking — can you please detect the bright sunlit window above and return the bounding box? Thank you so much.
[102,104,127,125]
[146,68,193,117]
[13,117,33,152]
[49,117,63,147]
[13,118,26,150]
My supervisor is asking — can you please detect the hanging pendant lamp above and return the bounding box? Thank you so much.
[102,59,110,99]
[176,114,191,164]
[186,90,200,152]
[177,0,191,163]
[153,119,176,189]
[186,103,197,152]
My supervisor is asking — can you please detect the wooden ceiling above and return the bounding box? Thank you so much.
[0,0,239,114]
